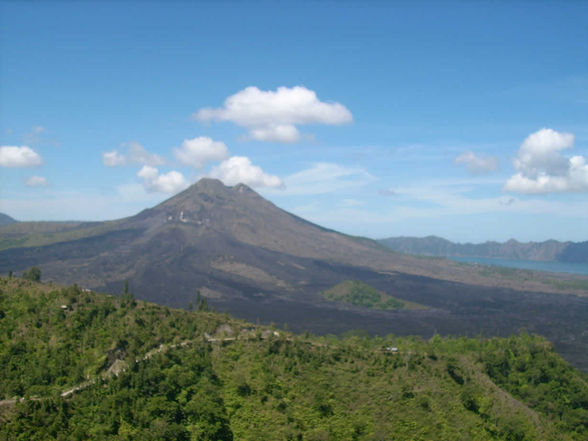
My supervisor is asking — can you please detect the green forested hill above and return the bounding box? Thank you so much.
[0,277,586,441]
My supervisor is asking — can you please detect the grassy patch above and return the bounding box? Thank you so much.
[543,278,588,291]
[320,280,425,310]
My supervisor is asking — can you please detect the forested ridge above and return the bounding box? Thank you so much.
[1,277,586,440]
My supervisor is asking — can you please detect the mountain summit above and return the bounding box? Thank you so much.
[122,178,389,267]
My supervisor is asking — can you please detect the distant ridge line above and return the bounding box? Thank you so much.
[378,235,588,264]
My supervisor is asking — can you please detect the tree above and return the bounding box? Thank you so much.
[121,280,136,308]
[22,267,41,282]
[195,290,209,312]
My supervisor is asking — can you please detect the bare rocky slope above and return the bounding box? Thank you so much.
[1,179,585,299]
[1,179,588,369]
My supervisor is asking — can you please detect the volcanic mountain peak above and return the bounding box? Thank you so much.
[127,179,266,229]
[186,178,257,196]
[193,177,228,192]
[186,177,257,200]
[158,178,264,212]
[118,177,388,264]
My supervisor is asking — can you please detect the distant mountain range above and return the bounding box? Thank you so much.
[378,236,588,264]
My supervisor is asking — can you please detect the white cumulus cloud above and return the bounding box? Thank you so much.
[137,165,189,194]
[194,86,353,143]
[208,156,284,188]
[25,176,48,187]
[174,136,229,168]
[504,128,588,193]
[102,142,164,167]
[0,145,43,167]
[455,151,498,174]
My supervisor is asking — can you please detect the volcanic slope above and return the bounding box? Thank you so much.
[1,178,433,305]
[2,179,588,370]
[2,179,586,299]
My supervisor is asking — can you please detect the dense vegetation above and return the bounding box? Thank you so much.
[21,266,41,282]
[320,280,423,310]
[1,277,587,440]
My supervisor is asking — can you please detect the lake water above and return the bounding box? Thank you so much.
[450,256,588,276]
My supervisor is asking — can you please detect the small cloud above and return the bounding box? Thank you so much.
[137,165,189,194]
[194,86,352,143]
[23,126,45,145]
[342,199,363,207]
[102,150,126,167]
[378,188,397,196]
[274,162,374,195]
[455,151,499,174]
[102,142,164,167]
[208,156,284,188]
[173,136,229,168]
[25,176,48,187]
[499,197,516,206]
[0,145,43,167]
[392,144,426,154]
[248,125,301,143]
[504,128,588,193]
[127,141,165,166]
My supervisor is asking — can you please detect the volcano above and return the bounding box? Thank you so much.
[2,178,588,370]
[0,178,431,305]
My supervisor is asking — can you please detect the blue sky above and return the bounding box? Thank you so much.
[1,1,587,242]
